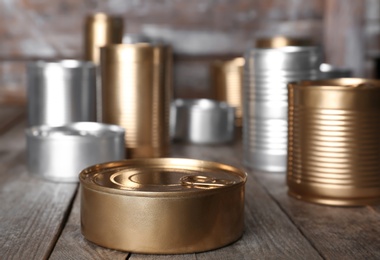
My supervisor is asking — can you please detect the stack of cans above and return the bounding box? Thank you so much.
[287,79,380,206]
[243,42,321,172]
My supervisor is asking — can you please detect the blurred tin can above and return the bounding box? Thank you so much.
[80,158,247,254]
[287,78,380,206]
[27,59,96,127]
[100,43,171,158]
[171,99,235,144]
[84,13,123,65]
[255,36,313,49]
[319,63,352,79]
[211,57,244,127]
[26,122,125,182]
[243,41,321,172]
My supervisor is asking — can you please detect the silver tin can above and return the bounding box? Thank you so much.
[27,59,97,126]
[319,63,352,79]
[243,46,321,172]
[171,99,235,144]
[26,122,125,182]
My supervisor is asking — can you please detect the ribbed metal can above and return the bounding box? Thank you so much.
[27,60,96,127]
[210,57,244,127]
[80,158,247,254]
[287,78,380,206]
[243,43,321,172]
[100,43,171,158]
[83,13,123,65]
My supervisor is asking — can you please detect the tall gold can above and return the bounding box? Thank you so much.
[84,13,124,64]
[287,78,380,206]
[211,57,244,127]
[100,44,171,158]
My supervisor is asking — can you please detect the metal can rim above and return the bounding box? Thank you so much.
[80,158,247,197]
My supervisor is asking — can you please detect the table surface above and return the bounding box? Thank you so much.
[1,105,380,260]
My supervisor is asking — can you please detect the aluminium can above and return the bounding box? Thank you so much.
[27,59,97,127]
[80,158,247,254]
[83,13,123,65]
[26,122,125,182]
[243,42,321,172]
[100,43,171,158]
[171,99,235,144]
[210,57,245,127]
[287,78,380,206]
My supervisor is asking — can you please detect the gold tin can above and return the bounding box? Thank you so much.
[211,57,244,127]
[101,44,171,158]
[287,78,380,206]
[80,158,247,254]
[255,36,312,49]
[84,13,124,64]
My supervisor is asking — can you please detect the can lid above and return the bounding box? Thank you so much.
[80,158,247,196]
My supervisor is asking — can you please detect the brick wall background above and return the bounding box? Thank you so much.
[0,0,378,102]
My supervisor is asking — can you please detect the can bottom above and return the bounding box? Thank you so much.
[243,152,287,172]
[288,190,380,207]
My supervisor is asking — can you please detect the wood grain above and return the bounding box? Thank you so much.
[0,122,77,260]
[49,194,129,260]
[171,141,322,260]
[51,140,321,259]
[2,109,380,259]
[256,169,380,259]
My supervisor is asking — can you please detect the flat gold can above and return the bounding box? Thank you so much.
[287,78,380,206]
[80,158,247,254]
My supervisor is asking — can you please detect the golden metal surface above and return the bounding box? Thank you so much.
[80,158,247,254]
[211,57,244,127]
[255,36,312,48]
[287,78,380,206]
[100,44,171,158]
[84,13,123,64]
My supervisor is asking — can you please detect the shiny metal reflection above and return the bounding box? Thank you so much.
[287,78,380,206]
[243,43,321,172]
[26,122,125,182]
[211,57,244,127]
[27,59,96,127]
[171,99,235,144]
[80,158,247,254]
[100,43,171,158]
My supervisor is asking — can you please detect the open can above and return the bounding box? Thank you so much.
[80,158,247,254]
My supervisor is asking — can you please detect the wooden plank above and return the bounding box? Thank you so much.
[256,171,380,259]
[51,140,321,259]
[49,194,130,260]
[167,142,322,259]
[0,121,78,260]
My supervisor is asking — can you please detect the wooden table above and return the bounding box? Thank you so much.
[1,105,380,260]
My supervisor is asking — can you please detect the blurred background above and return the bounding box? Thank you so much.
[0,0,377,103]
